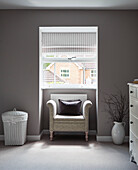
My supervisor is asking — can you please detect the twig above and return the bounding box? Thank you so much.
[103,89,129,122]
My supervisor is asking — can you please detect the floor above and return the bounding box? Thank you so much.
[0,134,137,170]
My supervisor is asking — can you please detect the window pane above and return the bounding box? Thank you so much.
[60,69,70,78]
[43,62,96,87]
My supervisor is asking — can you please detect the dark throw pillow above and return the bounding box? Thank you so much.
[58,99,82,116]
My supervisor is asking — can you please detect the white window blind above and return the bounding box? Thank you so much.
[41,27,97,56]
[42,32,96,54]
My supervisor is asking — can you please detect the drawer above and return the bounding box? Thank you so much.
[130,131,138,165]
[130,99,138,118]
[130,114,138,138]
[129,86,137,98]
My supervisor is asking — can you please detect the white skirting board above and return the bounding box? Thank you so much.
[27,130,96,141]
[0,130,96,141]
[97,136,129,142]
[0,133,44,142]
[0,132,129,142]
[26,130,44,141]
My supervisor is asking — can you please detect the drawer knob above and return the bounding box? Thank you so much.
[130,91,133,93]
[130,105,133,107]
[130,121,133,124]
[130,140,133,143]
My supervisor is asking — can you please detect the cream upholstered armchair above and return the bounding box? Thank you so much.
[46,94,92,141]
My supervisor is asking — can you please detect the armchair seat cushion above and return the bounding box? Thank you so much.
[54,115,84,121]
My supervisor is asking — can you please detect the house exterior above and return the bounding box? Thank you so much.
[43,62,96,85]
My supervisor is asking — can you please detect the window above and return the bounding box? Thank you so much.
[91,69,96,78]
[39,27,98,89]
[60,69,70,78]
[90,69,96,84]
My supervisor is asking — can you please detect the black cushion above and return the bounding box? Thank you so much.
[58,99,82,116]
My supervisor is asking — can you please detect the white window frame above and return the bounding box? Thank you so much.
[39,27,98,89]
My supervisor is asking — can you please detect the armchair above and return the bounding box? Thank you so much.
[46,94,92,141]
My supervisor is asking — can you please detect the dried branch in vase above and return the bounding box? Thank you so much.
[103,89,129,122]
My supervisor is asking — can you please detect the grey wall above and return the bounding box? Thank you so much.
[0,10,138,136]
[43,89,96,130]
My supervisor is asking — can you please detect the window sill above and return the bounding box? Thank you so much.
[41,84,97,90]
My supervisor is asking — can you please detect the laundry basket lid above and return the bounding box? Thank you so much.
[2,111,28,122]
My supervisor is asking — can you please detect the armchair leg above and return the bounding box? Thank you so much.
[85,132,88,142]
[50,131,53,141]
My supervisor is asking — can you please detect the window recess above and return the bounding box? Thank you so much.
[39,27,98,89]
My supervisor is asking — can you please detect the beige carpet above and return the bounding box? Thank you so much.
[0,134,137,170]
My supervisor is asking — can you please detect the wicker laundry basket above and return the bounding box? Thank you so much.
[2,109,28,145]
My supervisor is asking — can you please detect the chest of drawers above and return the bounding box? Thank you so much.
[128,83,138,165]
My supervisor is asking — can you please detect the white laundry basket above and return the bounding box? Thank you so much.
[2,109,28,146]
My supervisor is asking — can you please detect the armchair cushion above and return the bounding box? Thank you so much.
[58,99,82,116]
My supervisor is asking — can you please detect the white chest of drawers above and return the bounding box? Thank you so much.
[128,83,138,165]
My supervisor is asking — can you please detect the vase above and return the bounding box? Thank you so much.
[111,121,125,145]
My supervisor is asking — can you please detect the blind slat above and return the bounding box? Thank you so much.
[41,32,97,54]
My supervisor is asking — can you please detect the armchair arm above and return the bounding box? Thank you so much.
[83,100,92,132]
[83,100,92,117]
[46,100,57,131]
[46,100,57,117]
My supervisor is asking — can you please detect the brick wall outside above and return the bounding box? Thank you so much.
[50,63,81,84]
[49,63,93,84]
